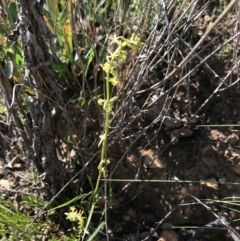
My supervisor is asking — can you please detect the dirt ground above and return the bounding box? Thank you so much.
[1,2,240,241]
[104,13,240,239]
[104,86,240,241]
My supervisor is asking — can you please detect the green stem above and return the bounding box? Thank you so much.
[93,57,112,195]
[83,55,114,241]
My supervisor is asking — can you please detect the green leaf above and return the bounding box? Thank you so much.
[62,19,73,58]
[8,2,18,28]
[0,105,7,115]
[0,203,14,214]
[94,0,106,13]
[84,45,95,76]
[46,0,59,24]
[59,5,68,25]
[47,192,92,214]
[0,24,7,39]
[87,175,95,191]
[56,23,64,46]
[15,53,23,66]
[86,222,105,241]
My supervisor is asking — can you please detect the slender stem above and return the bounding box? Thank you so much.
[84,34,141,240]
[93,58,112,196]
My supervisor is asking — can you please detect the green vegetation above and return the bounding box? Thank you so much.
[0,0,240,240]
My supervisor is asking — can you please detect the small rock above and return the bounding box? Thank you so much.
[0,179,12,189]
[180,187,189,198]
[200,177,218,190]
[170,128,193,139]
[210,130,227,143]
[201,157,217,168]
[164,117,182,129]
[201,145,214,156]
[126,154,138,168]
[201,185,218,199]
[188,183,197,193]
[158,231,179,241]
[142,149,166,169]
[145,94,171,120]
[227,133,239,145]
[204,14,211,22]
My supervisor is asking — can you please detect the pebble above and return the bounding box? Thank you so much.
[158,231,179,241]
